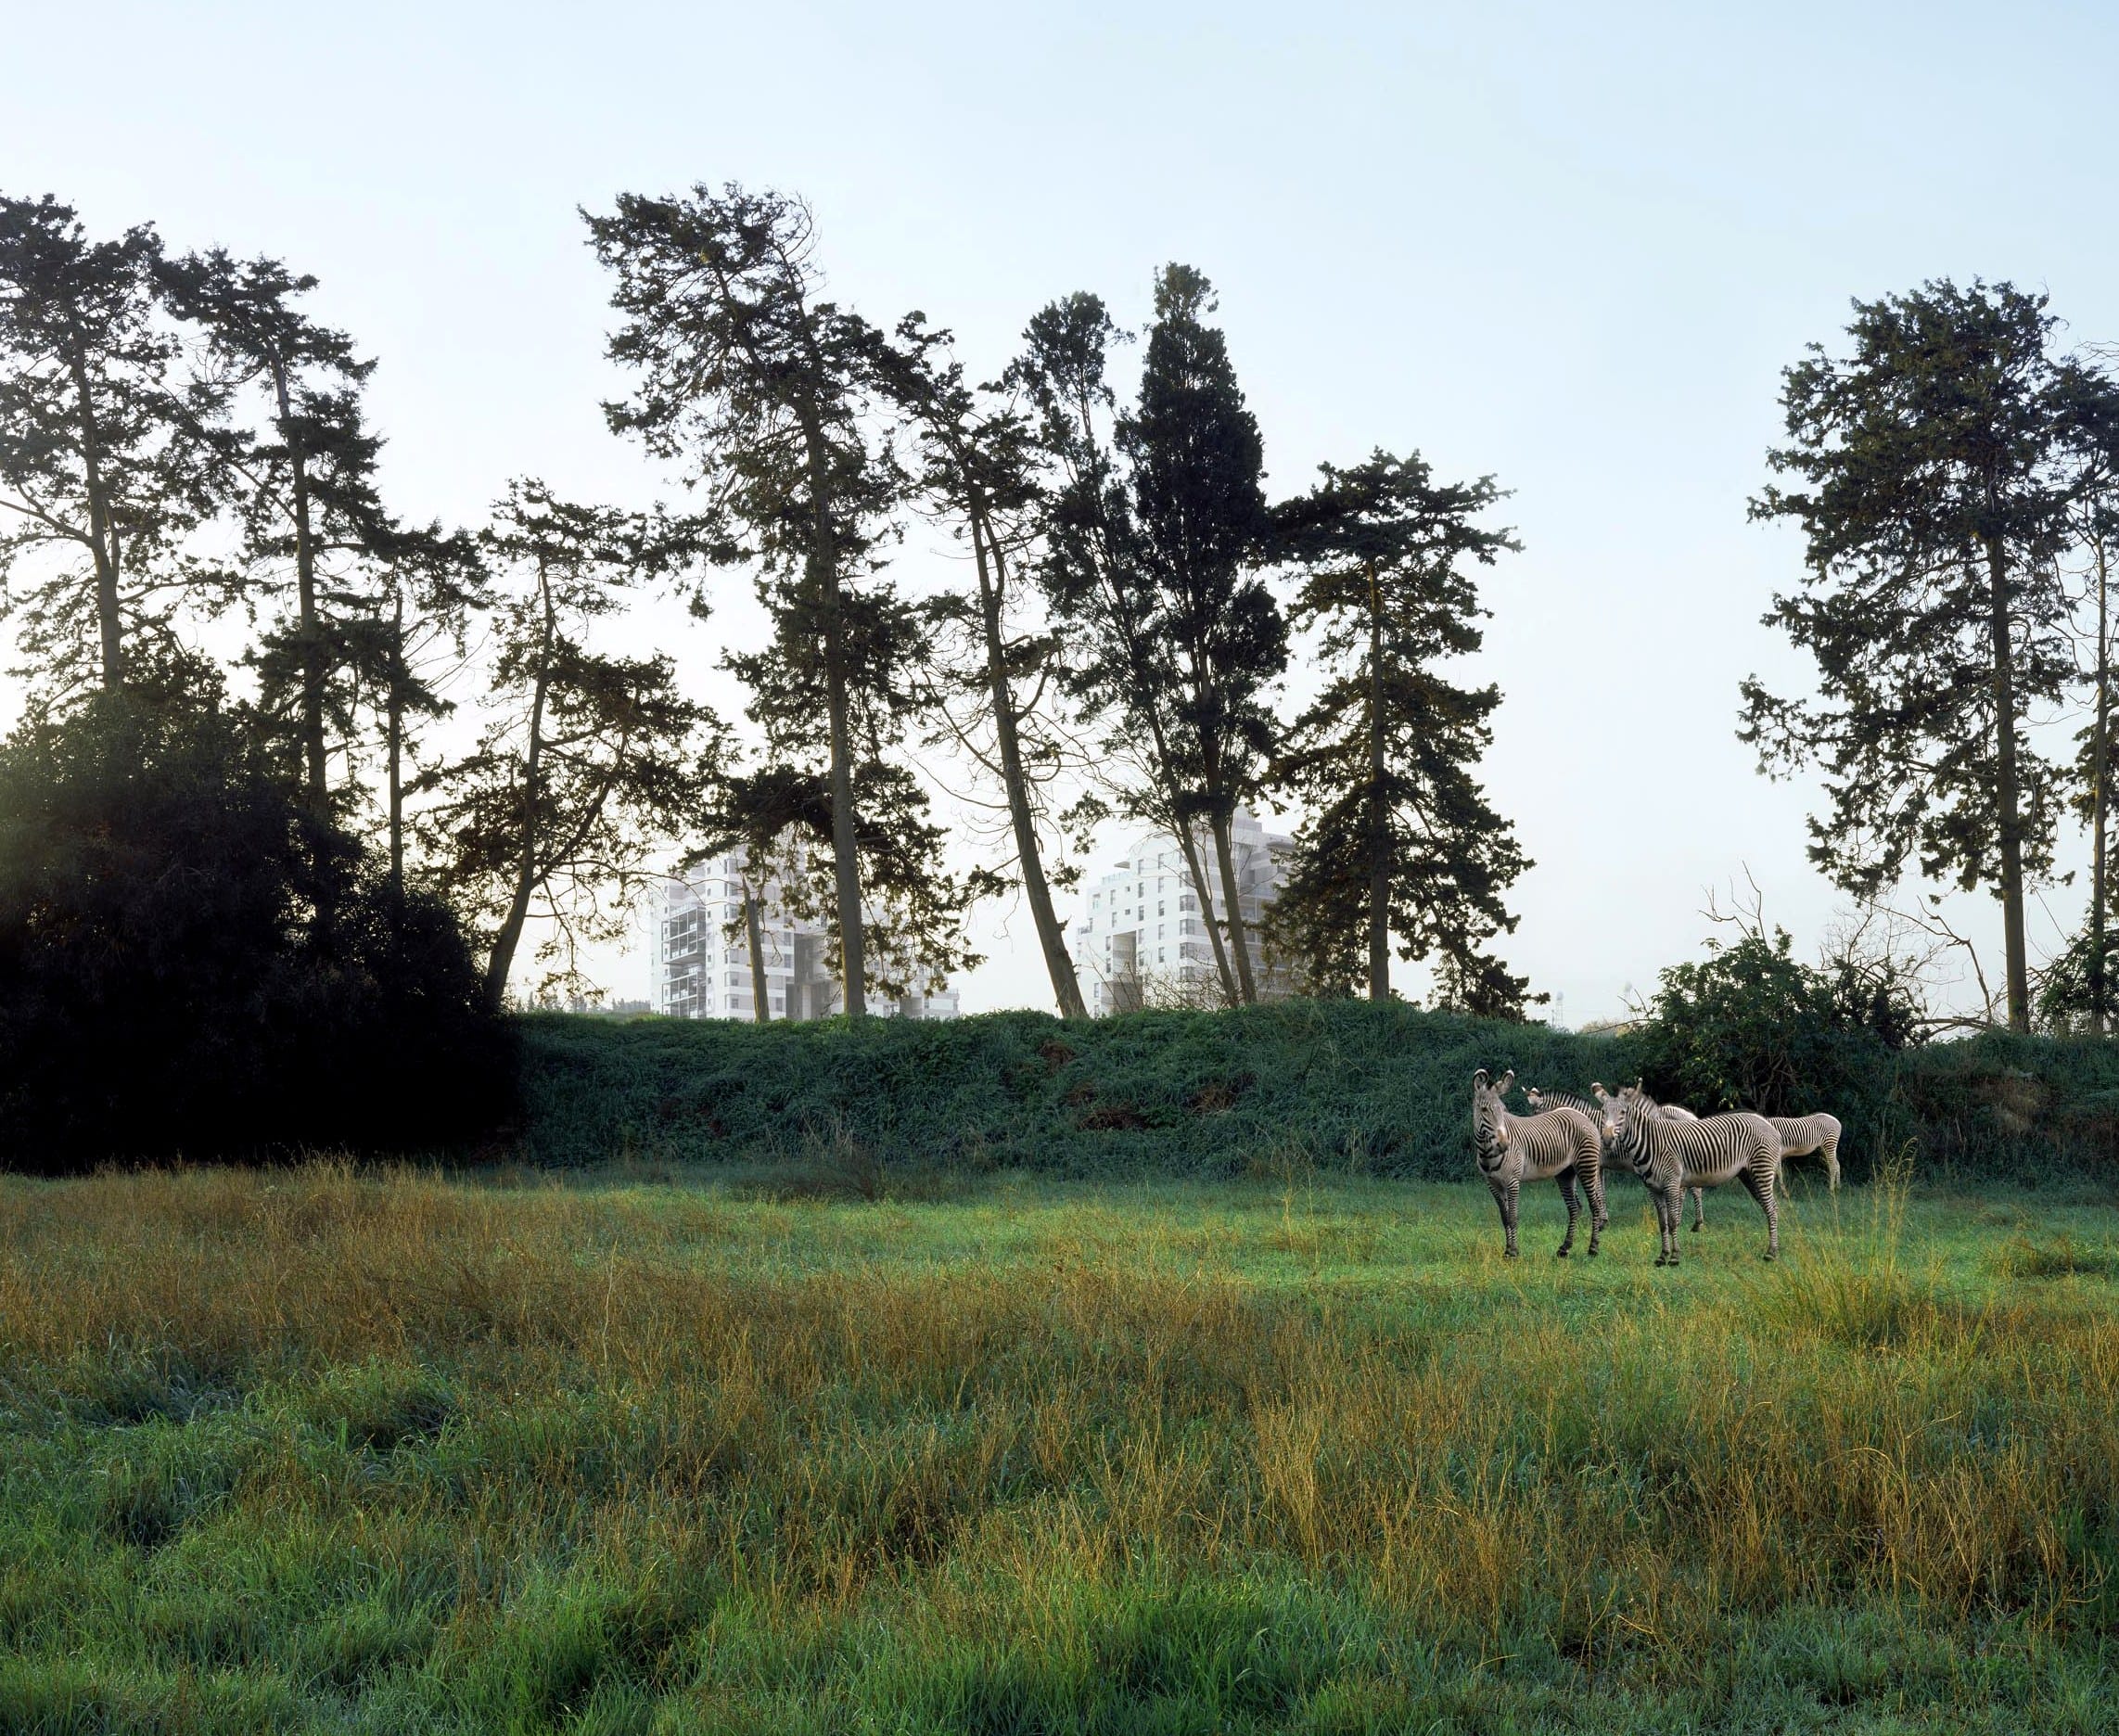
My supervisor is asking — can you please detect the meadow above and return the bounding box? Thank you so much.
[2,1159,2116,1733]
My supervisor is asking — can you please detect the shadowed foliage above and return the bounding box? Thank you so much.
[0,689,512,1169]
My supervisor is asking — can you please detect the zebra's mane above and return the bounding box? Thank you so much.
[1528,1088,1598,1117]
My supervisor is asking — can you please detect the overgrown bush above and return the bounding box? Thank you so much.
[517,998,1625,1179]
[519,995,2119,1188]
[0,692,514,1169]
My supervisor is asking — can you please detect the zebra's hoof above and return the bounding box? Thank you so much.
[1504,1248,1518,1260]
[1690,1223,1702,1232]
[1587,1245,1600,1257]
[1555,1247,1570,1258]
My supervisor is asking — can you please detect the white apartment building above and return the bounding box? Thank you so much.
[1067,809,1293,1015]
[654,850,961,1022]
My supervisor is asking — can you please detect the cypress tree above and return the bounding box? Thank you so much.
[1270,450,1532,1010]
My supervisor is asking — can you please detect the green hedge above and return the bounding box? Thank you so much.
[514,1002,2119,1185]
[519,1001,1618,1177]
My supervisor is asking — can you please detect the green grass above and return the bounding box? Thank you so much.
[3,1161,2117,1732]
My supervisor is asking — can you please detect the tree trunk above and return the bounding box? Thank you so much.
[1367,562,1391,1001]
[1985,534,2031,1032]
[2093,533,2111,1037]
[795,401,867,1019]
[68,351,123,689]
[272,362,329,812]
[744,883,772,1023]
[387,594,405,904]
[970,501,1088,1019]
[1212,806,1258,1004]
[483,559,555,1011]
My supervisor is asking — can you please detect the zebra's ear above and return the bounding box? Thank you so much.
[1590,1081,1607,1101]
[1498,1069,1514,1092]
[1472,1068,1489,1088]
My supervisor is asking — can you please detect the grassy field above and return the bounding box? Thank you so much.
[3,1161,2117,1733]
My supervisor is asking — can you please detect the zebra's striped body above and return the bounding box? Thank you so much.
[1768,1114,1842,1189]
[1599,1086,1783,1265]
[1471,1069,1607,1258]
[1544,1086,1717,1230]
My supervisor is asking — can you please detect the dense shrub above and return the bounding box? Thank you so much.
[521,999,1633,1178]
[520,998,2119,1187]
[0,693,513,1169]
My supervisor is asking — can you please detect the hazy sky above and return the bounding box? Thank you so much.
[7,0,2117,1020]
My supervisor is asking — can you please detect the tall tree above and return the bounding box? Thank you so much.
[158,249,392,812]
[1011,292,1239,1005]
[723,599,990,1014]
[1270,450,1531,1007]
[0,195,223,692]
[2055,358,2119,1033]
[418,480,719,1010]
[701,764,819,1024]
[587,185,909,1019]
[1118,265,1286,1002]
[883,318,1091,1019]
[1743,280,2075,1033]
[339,527,487,901]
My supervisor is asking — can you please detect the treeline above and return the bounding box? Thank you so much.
[8,183,2119,1162]
[0,184,1540,1066]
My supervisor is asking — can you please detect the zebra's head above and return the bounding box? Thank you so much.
[1603,1082,1661,1157]
[1597,1083,1630,1149]
[1471,1068,1513,1166]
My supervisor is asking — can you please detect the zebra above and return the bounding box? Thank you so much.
[1598,1083,1783,1266]
[1470,1068,1607,1259]
[1768,1114,1843,1191]
[1555,1085,1719,1231]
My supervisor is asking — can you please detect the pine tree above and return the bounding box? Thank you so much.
[587,185,919,1019]
[1743,281,2077,1033]
[1270,450,1534,1010]
[1012,289,1260,1007]
[417,481,720,1010]
[883,316,1091,1018]
[0,195,224,693]
[158,249,395,813]
[2052,358,2119,1032]
[1118,265,1286,1002]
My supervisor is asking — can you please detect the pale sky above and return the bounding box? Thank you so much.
[6,0,2116,1021]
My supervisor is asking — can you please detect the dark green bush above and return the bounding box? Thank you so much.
[519,998,2119,1188]
[0,692,514,1169]
[518,999,1629,1179]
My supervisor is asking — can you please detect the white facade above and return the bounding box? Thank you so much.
[1067,809,1292,1015]
[654,850,961,1022]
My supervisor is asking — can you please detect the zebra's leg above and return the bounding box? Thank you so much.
[1691,1186,1705,1232]
[1823,1133,1841,1191]
[1739,1165,1780,1260]
[1490,1177,1520,1258]
[1555,1170,1580,1257]
[1661,1180,1683,1266]
[1583,1163,1606,1256]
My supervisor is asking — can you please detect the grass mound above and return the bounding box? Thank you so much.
[518,1002,2119,1186]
